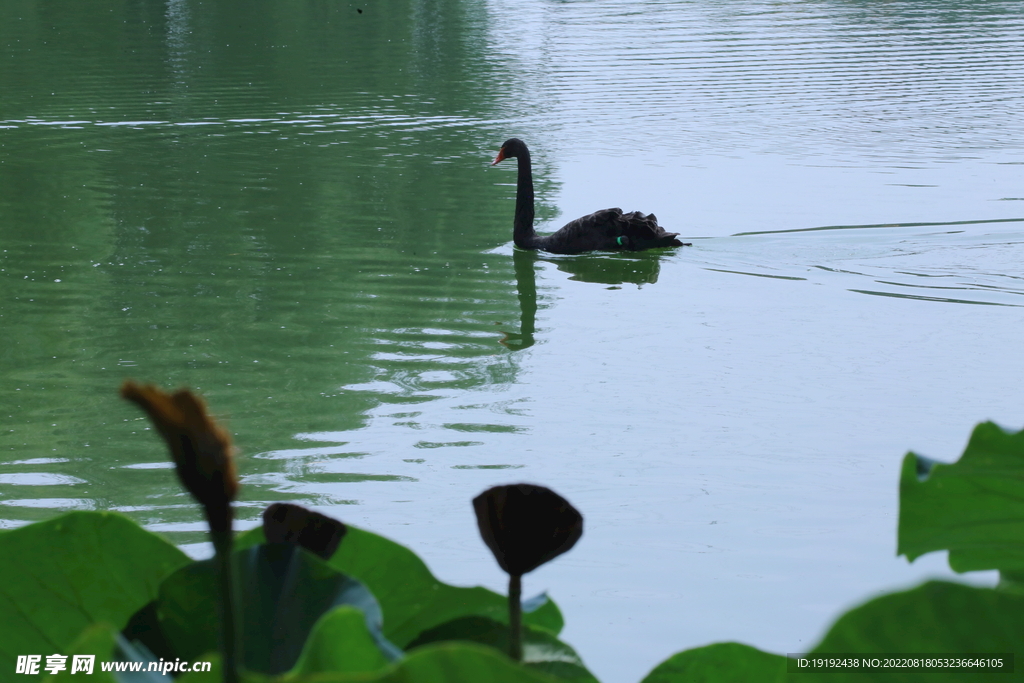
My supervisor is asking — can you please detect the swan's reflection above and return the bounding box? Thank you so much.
[551,252,664,286]
[500,249,538,350]
[500,249,669,350]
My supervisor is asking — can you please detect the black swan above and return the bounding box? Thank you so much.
[491,138,690,254]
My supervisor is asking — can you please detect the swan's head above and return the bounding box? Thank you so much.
[491,138,527,166]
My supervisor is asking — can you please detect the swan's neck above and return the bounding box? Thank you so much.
[513,148,541,249]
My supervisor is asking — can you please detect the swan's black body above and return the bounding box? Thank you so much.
[492,138,689,254]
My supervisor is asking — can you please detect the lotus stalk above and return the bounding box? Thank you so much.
[121,381,240,683]
[472,484,583,661]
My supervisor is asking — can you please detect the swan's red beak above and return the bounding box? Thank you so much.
[491,148,506,166]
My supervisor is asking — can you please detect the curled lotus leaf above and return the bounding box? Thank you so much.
[263,503,347,560]
[472,484,583,576]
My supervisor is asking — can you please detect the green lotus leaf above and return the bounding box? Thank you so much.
[142,543,398,675]
[237,523,563,647]
[406,615,597,682]
[806,581,1023,682]
[176,642,561,682]
[42,623,119,683]
[898,421,1024,573]
[0,512,191,680]
[367,642,563,683]
[288,605,390,676]
[639,642,787,683]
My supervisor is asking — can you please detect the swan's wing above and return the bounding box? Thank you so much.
[543,208,687,253]
[539,209,623,253]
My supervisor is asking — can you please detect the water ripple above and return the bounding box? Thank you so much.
[698,218,1024,306]
[485,0,1024,161]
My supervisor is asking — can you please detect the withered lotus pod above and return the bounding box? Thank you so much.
[263,503,347,560]
[121,380,238,532]
[473,483,583,576]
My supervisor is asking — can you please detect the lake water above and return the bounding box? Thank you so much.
[2,0,1024,680]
